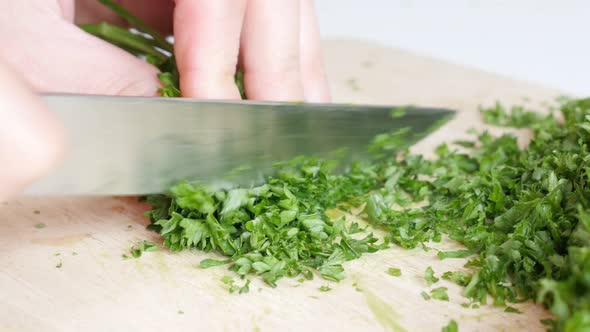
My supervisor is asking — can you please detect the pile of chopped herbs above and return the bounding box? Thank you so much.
[86,1,590,330]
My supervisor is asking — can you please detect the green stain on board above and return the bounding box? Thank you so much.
[151,251,169,273]
[362,288,406,332]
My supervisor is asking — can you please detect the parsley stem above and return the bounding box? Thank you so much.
[81,23,167,61]
[97,0,173,53]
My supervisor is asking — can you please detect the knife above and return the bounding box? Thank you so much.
[25,94,455,195]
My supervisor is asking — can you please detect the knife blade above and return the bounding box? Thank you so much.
[25,94,455,195]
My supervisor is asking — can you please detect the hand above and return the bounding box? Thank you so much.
[1,0,330,102]
[0,62,64,201]
[0,0,330,198]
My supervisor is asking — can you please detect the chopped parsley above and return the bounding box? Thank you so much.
[129,240,158,258]
[437,250,472,260]
[479,102,543,128]
[504,306,522,314]
[430,287,449,301]
[89,1,590,329]
[441,319,458,332]
[442,271,471,287]
[221,276,250,294]
[386,267,402,277]
[424,266,439,286]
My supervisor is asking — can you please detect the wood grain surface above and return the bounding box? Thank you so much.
[0,39,566,332]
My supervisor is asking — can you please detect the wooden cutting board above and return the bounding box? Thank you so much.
[0,39,565,332]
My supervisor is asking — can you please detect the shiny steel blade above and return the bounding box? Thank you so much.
[26,94,455,195]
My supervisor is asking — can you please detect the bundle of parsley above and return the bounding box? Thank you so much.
[84,1,590,330]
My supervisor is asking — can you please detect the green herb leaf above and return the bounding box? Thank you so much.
[430,287,450,301]
[480,102,542,128]
[437,250,473,260]
[504,306,522,314]
[199,258,230,269]
[425,266,439,286]
[128,240,159,259]
[386,267,402,277]
[441,319,458,332]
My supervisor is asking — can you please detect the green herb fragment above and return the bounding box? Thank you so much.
[54,252,61,256]
[346,78,360,91]
[319,285,332,292]
[424,266,439,286]
[441,319,458,332]
[442,271,471,286]
[504,306,522,314]
[34,223,46,229]
[480,102,543,128]
[221,276,239,293]
[199,258,229,269]
[72,251,78,256]
[239,279,251,294]
[390,107,407,119]
[178,310,184,315]
[128,240,159,258]
[131,248,141,258]
[55,261,62,269]
[437,250,472,260]
[430,287,449,301]
[221,275,250,294]
[420,291,431,300]
[386,267,402,277]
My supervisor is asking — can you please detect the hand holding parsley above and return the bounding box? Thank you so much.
[0,0,330,198]
[0,0,330,102]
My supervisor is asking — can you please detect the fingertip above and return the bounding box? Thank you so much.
[0,63,65,199]
[174,0,246,100]
[240,0,304,102]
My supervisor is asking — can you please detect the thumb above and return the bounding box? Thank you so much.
[1,19,161,96]
[0,62,64,201]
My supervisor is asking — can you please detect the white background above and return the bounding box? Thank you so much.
[315,0,589,95]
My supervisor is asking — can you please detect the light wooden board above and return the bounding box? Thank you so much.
[0,39,566,332]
